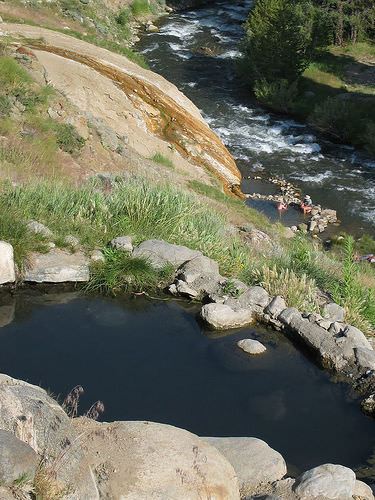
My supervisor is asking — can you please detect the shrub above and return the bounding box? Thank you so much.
[116,8,130,26]
[253,78,299,113]
[152,152,174,169]
[55,123,85,154]
[308,97,366,143]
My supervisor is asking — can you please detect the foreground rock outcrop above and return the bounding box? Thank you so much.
[73,418,240,500]
[0,242,15,285]
[0,23,242,195]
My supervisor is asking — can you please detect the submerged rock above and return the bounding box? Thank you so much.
[73,418,240,500]
[0,242,15,285]
[23,249,90,283]
[203,436,286,493]
[237,339,267,355]
[294,463,356,499]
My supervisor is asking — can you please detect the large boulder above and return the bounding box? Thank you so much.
[23,249,90,283]
[0,242,15,285]
[73,419,240,500]
[353,480,374,500]
[178,255,220,283]
[342,326,372,351]
[265,296,287,319]
[293,463,356,499]
[0,430,38,485]
[132,239,202,269]
[203,437,286,493]
[200,303,254,330]
[0,374,99,499]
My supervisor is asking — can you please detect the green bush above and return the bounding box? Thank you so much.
[116,8,130,26]
[130,0,150,16]
[253,78,299,113]
[308,97,365,143]
[55,123,85,154]
[0,95,12,117]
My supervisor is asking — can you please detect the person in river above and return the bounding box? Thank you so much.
[277,198,288,211]
[301,195,313,213]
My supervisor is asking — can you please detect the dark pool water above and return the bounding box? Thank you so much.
[137,0,375,236]
[1,290,375,475]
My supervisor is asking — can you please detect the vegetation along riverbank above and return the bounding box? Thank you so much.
[240,0,375,154]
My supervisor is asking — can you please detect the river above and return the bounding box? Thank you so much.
[137,0,375,235]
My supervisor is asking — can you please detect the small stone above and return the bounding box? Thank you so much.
[47,242,56,249]
[26,220,52,238]
[64,235,80,247]
[237,339,266,355]
[111,236,133,253]
[265,296,286,319]
[90,249,105,263]
[323,302,345,322]
[361,394,375,415]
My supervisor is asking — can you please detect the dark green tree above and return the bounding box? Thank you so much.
[242,0,326,84]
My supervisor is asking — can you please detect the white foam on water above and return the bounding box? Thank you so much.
[217,50,241,59]
[141,42,159,54]
[291,171,334,184]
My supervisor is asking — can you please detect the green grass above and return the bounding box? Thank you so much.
[130,0,150,16]
[152,152,174,169]
[0,56,32,90]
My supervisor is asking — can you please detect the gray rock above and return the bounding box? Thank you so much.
[111,236,133,253]
[316,318,333,330]
[283,227,295,239]
[132,239,201,269]
[175,279,199,298]
[0,486,18,500]
[0,242,15,284]
[294,463,356,499]
[97,124,119,151]
[0,430,38,485]
[323,303,345,322]
[329,321,344,335]
[26,220,52,238]
[178,255,219,283]
[265,296,286,319]
[237,339,267,355]
[224,286,269,312]
[64,235,80,247]
[342,325,372,350]
[73,419,240,500]
[361,394,375,415]
[203,437,286,492]
[23,249,90,283]
[278,307,302,325]
[353,480,374,500]
[0,374,99,499]
[355,347,375,371]
[90,249,105,263]
[201,303,254,330]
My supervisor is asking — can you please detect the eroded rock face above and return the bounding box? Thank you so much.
[293,463,356,499]
[0,375,98,500]
[0,242,15,285]
[0,430,38,485]
[132,239,202,269]
[203,437,286,493]
[73,419,240,500]
[23,249,89,283]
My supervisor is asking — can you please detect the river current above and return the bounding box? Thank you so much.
[138,0,375,235]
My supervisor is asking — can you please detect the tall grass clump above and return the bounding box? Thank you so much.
[254,263,320,312]
[333,236,375,334]
[0,56,32,90]
[87,248,173,295]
